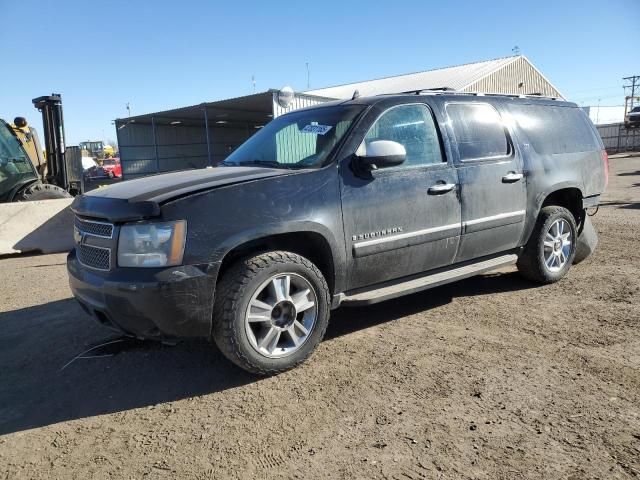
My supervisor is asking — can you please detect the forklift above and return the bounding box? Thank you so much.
[0,94,82,202]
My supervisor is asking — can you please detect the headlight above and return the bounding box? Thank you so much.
[118,220,186,268]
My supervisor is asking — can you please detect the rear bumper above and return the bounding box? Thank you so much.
[67,251,219,339]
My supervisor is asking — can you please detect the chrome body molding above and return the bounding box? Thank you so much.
[352,210,527,258]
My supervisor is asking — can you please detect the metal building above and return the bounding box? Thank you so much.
[115,90,332,179]
[116,55,563,179]
[306,55,563,99]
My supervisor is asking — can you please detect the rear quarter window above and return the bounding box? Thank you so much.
[508,104,600,154]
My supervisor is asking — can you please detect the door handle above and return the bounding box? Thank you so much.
[502,172,524,183]
[428,183,456,194]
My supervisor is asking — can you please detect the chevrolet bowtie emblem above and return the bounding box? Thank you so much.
[73,227,84,245]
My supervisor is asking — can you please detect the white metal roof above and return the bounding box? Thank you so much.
[306,55,548,99]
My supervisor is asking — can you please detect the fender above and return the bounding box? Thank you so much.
[214,220,346,293]
[521,181,584,245]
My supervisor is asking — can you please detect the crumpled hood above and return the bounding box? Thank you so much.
[85,166,291,203]
[72,166,294,222]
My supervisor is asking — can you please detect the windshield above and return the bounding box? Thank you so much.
[631,107,640,113]
[0,120,37,199]
[222,105,364,169]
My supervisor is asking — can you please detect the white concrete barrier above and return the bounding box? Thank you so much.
[0,199,74,255]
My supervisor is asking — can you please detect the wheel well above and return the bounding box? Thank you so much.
[217,232,336,294]
[541,188,584,226]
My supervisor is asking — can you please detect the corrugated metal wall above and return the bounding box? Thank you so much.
[117,121,255,179]
[596,123,640,154]
[465,56,563,98]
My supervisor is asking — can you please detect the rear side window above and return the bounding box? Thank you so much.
[446,103,510,161]
[508,104,600,154]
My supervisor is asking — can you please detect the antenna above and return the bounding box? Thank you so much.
[306,62,310,89]
[512,45,521,55]
[126,102,131,117]
[252,74,256,93]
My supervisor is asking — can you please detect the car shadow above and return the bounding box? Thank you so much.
[326,271,532,340]
[0,271,533,435]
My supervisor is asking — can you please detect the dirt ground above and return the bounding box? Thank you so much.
[1,155,639,480]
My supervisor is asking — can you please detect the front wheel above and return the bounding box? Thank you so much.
[517,206,577,284]
[213,251,330,375]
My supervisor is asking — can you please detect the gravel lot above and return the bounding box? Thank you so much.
[1,155,639,479]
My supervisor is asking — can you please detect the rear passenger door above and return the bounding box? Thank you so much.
[444,102,527,262]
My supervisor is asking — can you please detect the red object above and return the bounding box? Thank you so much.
[601,149,609,188]
[101,158,122,178]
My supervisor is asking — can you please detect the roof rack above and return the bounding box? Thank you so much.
[402,87,457,94]
[380,90,560,101]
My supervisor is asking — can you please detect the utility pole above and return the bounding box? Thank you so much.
[623,75,640,111]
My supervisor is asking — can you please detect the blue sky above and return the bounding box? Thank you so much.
[1,0,638,145]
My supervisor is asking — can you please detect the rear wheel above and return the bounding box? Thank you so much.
[517,206,577,284]
[17,182,71,201]
[213,251,330,375]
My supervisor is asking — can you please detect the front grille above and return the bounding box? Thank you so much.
[77,244,111,271]
[74,217,113,238]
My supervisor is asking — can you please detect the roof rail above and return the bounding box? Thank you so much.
[402,87,457,95]
[379,90,560,101]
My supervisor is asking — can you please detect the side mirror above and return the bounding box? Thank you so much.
[355,140,406,170]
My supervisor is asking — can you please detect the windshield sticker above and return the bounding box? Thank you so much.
[301,124,333,135]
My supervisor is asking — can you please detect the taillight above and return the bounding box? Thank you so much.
[601,149,609,188]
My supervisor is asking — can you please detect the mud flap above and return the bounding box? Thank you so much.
[573,215,598,264]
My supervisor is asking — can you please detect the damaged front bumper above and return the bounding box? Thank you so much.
[67,251,219,339]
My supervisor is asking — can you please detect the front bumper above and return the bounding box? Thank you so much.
[67,250,219,339]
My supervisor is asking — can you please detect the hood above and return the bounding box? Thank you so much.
[86,166,292,203]
[71,166,293,222]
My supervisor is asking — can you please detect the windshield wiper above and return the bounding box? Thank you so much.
[222,160,293,169]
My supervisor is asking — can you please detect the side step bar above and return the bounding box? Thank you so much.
[340,254,518,306]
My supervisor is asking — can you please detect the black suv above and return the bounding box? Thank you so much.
[68,92,607,374]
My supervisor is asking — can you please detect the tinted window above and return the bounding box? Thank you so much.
[508,104,600,155]
[446,103,510,161]
[364,104,443,167]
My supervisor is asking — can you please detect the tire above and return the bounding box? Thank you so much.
[213,251,331,375]
[17,182,71,201]
[517,206,577,284]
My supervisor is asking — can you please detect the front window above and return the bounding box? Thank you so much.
[363,104,444,167]
[222,105,365,169]
[0,120,37,198]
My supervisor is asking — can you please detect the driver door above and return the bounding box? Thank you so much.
[339,102,462,290]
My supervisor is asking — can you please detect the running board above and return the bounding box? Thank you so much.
[340,254,518,306]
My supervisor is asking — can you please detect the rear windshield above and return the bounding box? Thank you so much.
[508,104,600,155]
